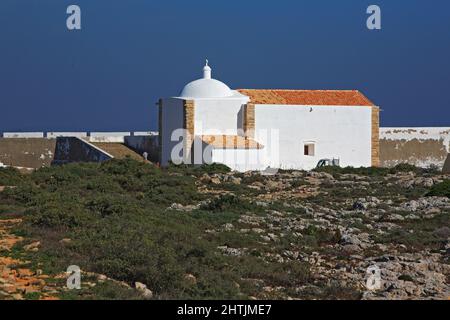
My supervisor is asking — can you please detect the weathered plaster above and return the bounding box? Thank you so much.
[380,127,450,168]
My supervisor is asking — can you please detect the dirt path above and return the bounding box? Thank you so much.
[0,219,58,300]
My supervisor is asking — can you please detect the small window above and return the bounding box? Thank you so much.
[304,143,315,156]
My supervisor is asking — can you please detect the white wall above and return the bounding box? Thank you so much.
[194,98,247,135]
[380,127,450,153]
[89,132,131,143]
[211,148,267,172]
[161,98,185,165]
[1,132,158,140]
[47,132,88,138]
[2,132,44,138]
[254,105,373,170]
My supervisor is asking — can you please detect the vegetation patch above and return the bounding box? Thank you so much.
[2,159,447,300]
[0,160,316,299]
[0,167,26,185]
[427,180,450,198]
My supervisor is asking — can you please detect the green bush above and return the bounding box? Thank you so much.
[427,180,450,198]
[0,167,26,185]
[314,163,430,177]
[389,163,420,174]
[27,201,94,228]
[165,162,231,176]
[315,166,389,177]
[3,159,318,299]
[239,256,310,287]
[200,194,253,212]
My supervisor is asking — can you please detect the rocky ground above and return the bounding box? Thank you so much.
[1,162,449,300]
[0,217,145,300]
[183,168,450,300]
[0,219,59,300]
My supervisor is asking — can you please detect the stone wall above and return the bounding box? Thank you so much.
[380,127,450,168]
[52,137,113,165]
[183,100,195,163]
[371,107,380,167]
[124,135,159,163]
[0,132,157,140]
[0,138,56,168]
[243,103,255,139]
[0,132,159,168]
[0,137,113,168]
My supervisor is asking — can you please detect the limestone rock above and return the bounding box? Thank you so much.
[135,282,153,299]
[184,274,197,285]
[353,197,380,211]
[24,241,40,252]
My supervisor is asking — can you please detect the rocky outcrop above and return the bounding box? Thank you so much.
[0,219,59,300]
[197,168,450,300]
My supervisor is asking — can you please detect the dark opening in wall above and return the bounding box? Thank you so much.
[304,143,315,156]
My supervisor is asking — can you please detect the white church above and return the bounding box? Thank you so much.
[159,61,380,172]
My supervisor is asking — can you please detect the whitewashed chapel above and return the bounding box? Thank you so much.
[159,61,380,172]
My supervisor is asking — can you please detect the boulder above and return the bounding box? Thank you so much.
[135,282,153,299]
[184,274,197,285]
[401,197,449,212]
[222,223,234,231]
[340,234,362,246]
[352,197,380,211]
[23,241,40,252]
[228,176,242,185]
[306,171,334,180]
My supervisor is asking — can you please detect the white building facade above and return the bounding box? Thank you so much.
[159,62,380,172]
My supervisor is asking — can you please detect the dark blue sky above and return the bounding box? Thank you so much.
[1,0,449,131]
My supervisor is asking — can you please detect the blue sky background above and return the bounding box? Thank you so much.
[0,0,449,131]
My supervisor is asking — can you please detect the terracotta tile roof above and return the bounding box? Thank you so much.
[237,89,375,106]
[200,135,264,149]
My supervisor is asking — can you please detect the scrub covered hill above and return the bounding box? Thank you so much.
[0,159,449,300]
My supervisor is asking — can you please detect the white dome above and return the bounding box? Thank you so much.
[180,78,233,98]
[179,60,234,98]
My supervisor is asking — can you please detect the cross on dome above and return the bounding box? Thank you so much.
[203,59,211,79]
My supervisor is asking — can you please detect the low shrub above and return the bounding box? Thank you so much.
[315,163,429,177]
[426,180,450,198]
[200,194,253,212]
[0,167,26,185]
[315,166,389,177]
[388,163,420,174]
[165,162,231,176]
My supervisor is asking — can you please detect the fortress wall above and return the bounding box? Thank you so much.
[380,127,450,168]
[9,129,449,169]
[1,132,157,140]
[124,135,159,163]
[0,137,115,168]
[52,137,113,165]
[89,132,131,143]
[0,132,159,168]
[0,138,56,168]
[2,132,44,138]
[47,132,88,138]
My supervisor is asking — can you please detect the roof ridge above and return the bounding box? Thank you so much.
[237,89,375,106]
[238,89,360,92]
